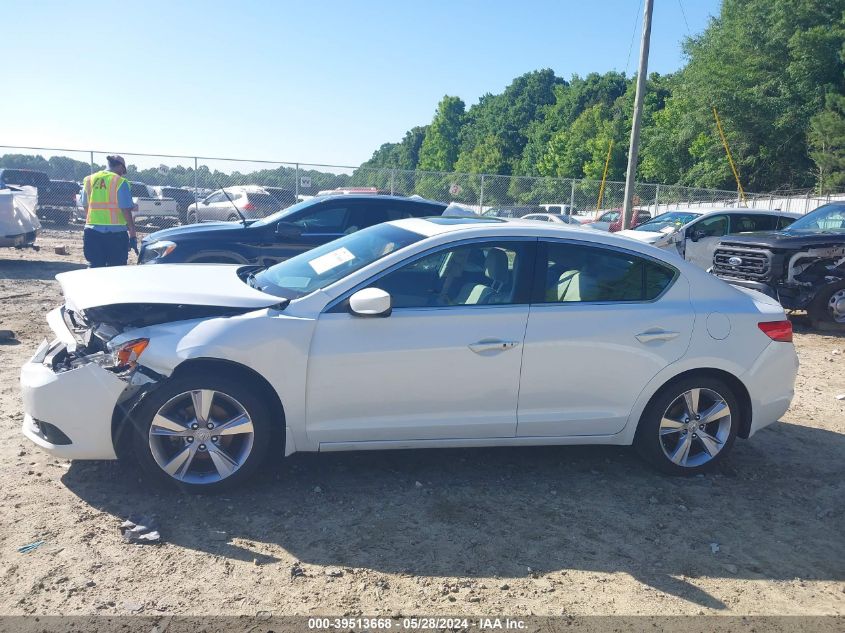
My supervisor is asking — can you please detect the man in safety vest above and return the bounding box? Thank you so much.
[79,155,137,267]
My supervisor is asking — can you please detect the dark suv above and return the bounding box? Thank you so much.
[157,187,197,224]
[139,194,447,266]
[712,203,845,331]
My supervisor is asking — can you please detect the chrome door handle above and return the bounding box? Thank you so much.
[635,329,680,343]
[468,339,520,354]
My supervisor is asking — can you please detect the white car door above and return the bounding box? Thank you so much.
[517,239,693,437]
[305,239,534,445]
[195,192,221,222]
[683,214,728,269]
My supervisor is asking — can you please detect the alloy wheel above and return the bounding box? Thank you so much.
[148,389,255,484]
[658,387,732,468]
[827,288,845,323]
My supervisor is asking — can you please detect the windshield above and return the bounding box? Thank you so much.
[254,222,424,299]
[785,203,845,233]
[251,197,322,227]
[634,211,701,232]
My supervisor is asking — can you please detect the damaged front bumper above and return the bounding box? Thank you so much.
[19,308,159,460]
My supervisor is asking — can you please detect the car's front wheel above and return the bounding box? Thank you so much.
[130,371,274,492]
[808,281,845,332]
[635,376,739,475]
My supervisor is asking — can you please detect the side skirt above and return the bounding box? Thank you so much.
[317,433,629,453]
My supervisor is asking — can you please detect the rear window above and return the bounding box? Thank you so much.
[246,193,281,214]
[130,182,149,197]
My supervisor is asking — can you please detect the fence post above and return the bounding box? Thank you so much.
[90,151,95,174]
[194,157,199,202]
[569,179,576,213]
[653,183,660,215]
[479,174,485,212]
[390,168,396,196]
[295,163,300,200]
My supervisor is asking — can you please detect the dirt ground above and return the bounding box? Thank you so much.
[0,227,843,617]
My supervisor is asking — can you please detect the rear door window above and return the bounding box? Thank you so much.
[730,214,778,232]
[535,241,676,303]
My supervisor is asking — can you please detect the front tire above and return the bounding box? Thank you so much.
[130,370,274,492]
[808,281,845,332]
[634,376,739,475]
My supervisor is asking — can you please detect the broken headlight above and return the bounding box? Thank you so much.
[78,338,150,373]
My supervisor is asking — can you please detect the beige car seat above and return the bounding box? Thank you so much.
[455,248,509,305]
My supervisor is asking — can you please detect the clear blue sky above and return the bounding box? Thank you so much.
[4,0,720,167]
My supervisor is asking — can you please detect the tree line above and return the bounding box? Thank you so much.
[355,0,845,197]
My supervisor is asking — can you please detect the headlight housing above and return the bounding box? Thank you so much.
[100,338,150,371]
[143,240,177,262]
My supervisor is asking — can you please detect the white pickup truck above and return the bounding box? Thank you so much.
[129,182,178,224]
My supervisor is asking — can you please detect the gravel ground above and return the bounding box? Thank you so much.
[0,228,843,617]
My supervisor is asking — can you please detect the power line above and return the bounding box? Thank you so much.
[625,1,644,74]
[677,0,692,37]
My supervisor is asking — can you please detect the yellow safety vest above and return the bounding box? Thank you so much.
[84,170,128,226]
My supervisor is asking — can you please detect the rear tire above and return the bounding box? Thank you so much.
[187,210,198,224]
[634,375,740,475]
[808,281,845,333]
[130,370,274,493]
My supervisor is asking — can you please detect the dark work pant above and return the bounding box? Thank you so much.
[83,228,129,268]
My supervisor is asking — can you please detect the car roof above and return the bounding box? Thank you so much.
[389,217,645,247]
[313,193,447,206]
[661,207,800,217]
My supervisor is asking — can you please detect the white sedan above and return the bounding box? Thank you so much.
[21,217,798,491]
[520,213,583,225]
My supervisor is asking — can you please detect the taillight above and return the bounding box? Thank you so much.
[242,202,256,211]
[758,320,793,342]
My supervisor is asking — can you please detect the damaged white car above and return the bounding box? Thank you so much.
[22,217,798,491]
[0,186,40,248]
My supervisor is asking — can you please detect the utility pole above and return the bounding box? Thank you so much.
[621,0,654,230]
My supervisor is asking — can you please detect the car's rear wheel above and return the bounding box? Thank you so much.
[808,281,845,332]
[227,213,239,222]
[130,371,273,492]
[635,376,739,475]
[186,210,198,224]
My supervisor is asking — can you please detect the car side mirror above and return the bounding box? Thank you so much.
[689,230,703,242]
[348,288,391,318]
[275,221,303,239]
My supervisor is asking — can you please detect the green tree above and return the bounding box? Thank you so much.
[639,0,845,191]
[418,96,465,171]
[809,93,845,192]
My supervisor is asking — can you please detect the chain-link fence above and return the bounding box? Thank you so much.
[1,145,840,235]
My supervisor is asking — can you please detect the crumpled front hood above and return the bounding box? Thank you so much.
[56,263,282,312]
